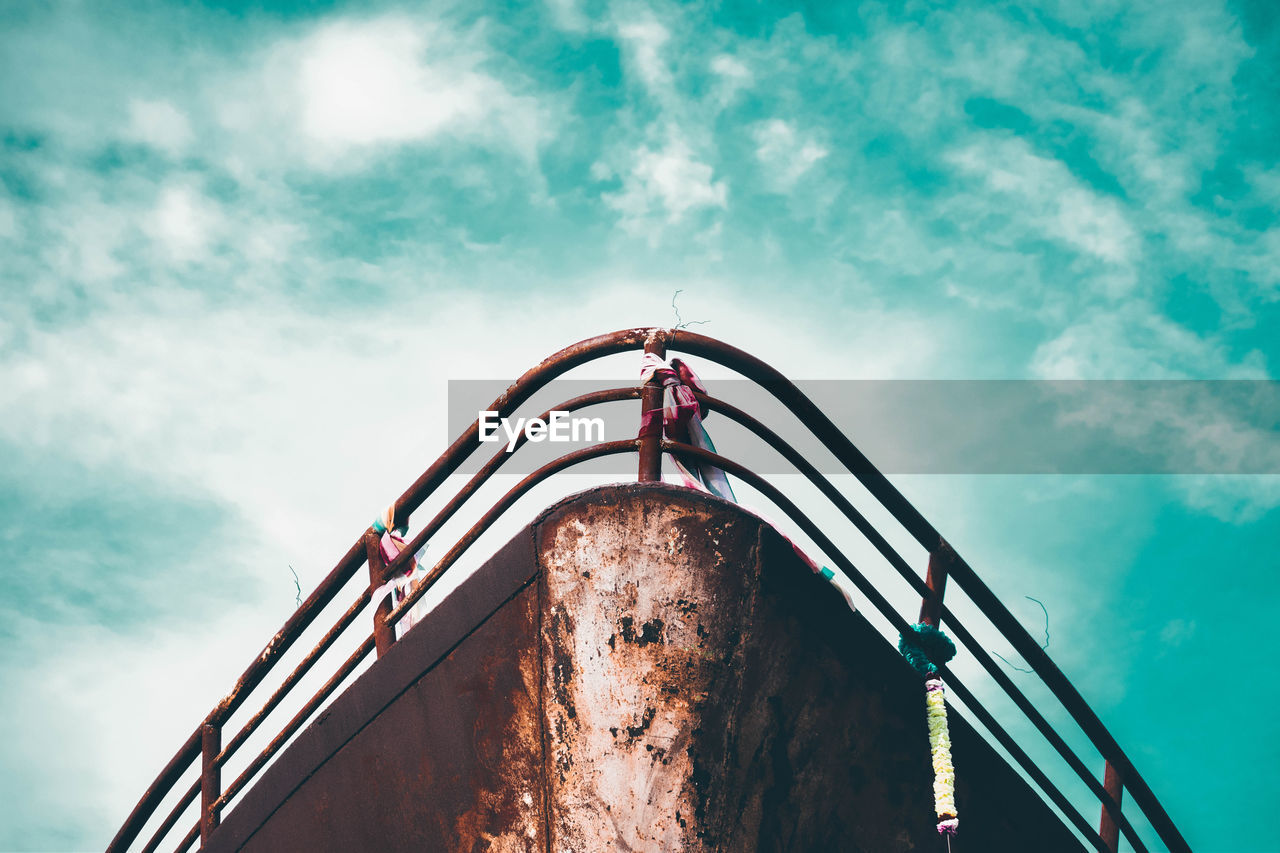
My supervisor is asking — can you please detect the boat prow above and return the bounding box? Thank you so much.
[204,483,1080,852]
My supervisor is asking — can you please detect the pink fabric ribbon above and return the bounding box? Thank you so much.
[638,352,736,502]
[639,352,855,611]
[371,531,426,637]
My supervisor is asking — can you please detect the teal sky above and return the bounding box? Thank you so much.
[2,0,1277,850]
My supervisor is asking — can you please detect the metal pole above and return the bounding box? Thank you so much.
[199,723,221,843]
[638,331,666,482]
[365,530,397,657]
[918,541,953,628]
[1099,760,1125,852]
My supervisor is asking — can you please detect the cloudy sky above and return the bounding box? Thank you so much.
[1,0,1277,850]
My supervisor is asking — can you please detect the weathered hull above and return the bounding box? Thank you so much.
[205,483,1081,852]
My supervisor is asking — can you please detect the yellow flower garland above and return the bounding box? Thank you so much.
[926,677,959,834]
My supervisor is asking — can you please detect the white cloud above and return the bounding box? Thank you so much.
[1238,227,1280,294]
[1031,307,1268,379]
[1246,166,1280,205]
[1159,618,1196,646]
[1086,99,1196,201]
[124,99,194,157]
[1046,380,1278,482]
[1027,300,1277,528]
[1171,476,1280,524]
[710,53,750,82]
[143,182,225,265]
[752,118,828,191]
[218,15,548,169]
[5,159,315,305]
[947,136,1139,268]
[241,218,305,266]
[295,22,480,147]
[942,15,1039,102]
[43,195,133,283]
[615,17,673,94]
[603,136,727,241]
[545,0,591,33]
[709,53,752,105]
[846,208,953,278]
[1053,186,1133,265]
[2,609,293,848]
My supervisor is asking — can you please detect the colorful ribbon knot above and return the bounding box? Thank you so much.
[370,506,428,638]
[638,352,736,503]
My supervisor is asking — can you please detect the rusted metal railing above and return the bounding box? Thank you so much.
[638,330,666,482]
[364,530,395,657]
[198,725,219,842]
[1101,760,1126,852]
[108,328,1186,853]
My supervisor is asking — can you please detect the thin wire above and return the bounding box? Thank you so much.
[992,651,1034,673]
[289,565,302,608]
[993,595,1050,673]
[1027,595,1050,648]
[671,289,710,330]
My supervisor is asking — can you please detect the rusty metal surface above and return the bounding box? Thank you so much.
[215,588,373,772]
[199,725,221,842]
[1100,760,1125,852]
[239,584,544,853]
[374,388,640,588]
[661,438,1129,850]
[638,330,666,481]
[535,483,762,851]
[752,523,1084,852]
[204,529,545,853]
[196,483,1086,852]
[917,542,952,628]
[211,636,376,815]
[534,483,1083,853]
[663,333,1183,852]
[108,535,368,853]
[112,327,1183,853]
[138,780,197,853]
[112,332,655,852]
[380,440,639,634]
[365,531,396,657]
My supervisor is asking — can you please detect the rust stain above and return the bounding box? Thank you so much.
[536,490,760,852]
[199,483,1089,853]
[448,598,545,853]
[616,616,665,647]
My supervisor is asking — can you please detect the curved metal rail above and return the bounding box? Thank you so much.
[107,328,1187,853]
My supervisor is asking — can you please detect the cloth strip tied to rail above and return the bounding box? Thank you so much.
[639,352,736,502]
[640,351,857,610]
[369,505,428,637]
[371,503,407,537]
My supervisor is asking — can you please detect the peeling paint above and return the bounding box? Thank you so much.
[537,491,759,852]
